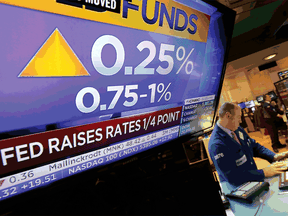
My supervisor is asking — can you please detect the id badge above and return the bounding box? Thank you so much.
[236,154,247,166]
[239,131,244,140]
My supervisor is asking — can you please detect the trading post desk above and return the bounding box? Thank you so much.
[221,174,288,216]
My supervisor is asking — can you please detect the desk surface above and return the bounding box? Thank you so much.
[221,175,288,216]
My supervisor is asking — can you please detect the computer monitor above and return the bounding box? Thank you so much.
[238,102,246,109]
[267,90,278,100]
[0,0,235,208]
[278,70,288,80]
[245,100,255,108]
[256,95,264,103]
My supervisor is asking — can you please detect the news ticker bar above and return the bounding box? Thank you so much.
[0,126,179,201]
[0,106,181,175]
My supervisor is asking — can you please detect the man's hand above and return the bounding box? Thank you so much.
[271,101,277,106]
[262,162,287,177]
[273,151,288,162]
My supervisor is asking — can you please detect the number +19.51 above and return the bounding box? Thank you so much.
[0,174,57,200]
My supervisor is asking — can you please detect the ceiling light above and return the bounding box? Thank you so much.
[263,53,277,61]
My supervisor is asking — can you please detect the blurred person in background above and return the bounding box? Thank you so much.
[240,108,248,133]
[263,94,287,153]
[254,105,266,132]
[243,107,255,132]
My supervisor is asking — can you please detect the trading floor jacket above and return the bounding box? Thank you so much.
[263,101,284,121]
[208,123,275,187]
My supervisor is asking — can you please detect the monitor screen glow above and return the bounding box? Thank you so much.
[245,100,255,108]
[256,95,264,103]
[238,102,246,109]
[254,100,261,106]
[0,0,235,202]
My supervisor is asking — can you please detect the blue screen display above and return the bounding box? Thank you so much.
[238,102,246,109]
[0,0,234,201]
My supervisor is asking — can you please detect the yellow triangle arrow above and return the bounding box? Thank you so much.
[19,28,90,77]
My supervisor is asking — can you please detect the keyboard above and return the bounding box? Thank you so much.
[277,159,288,190]
[279,171,288,190]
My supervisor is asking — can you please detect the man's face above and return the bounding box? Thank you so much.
[266,95,271,102]
[229,107,241,131]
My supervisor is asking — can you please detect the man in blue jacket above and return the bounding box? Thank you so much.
[208,102,288,187]
[263,94,286,153]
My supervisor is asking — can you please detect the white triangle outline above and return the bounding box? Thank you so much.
[18,28,90,77]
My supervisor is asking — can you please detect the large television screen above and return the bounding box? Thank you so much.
[0,0,235,201]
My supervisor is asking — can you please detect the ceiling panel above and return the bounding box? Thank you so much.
[216,0,288,76]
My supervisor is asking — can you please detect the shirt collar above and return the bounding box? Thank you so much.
[265,101,270,104]
[217,121,234,138]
